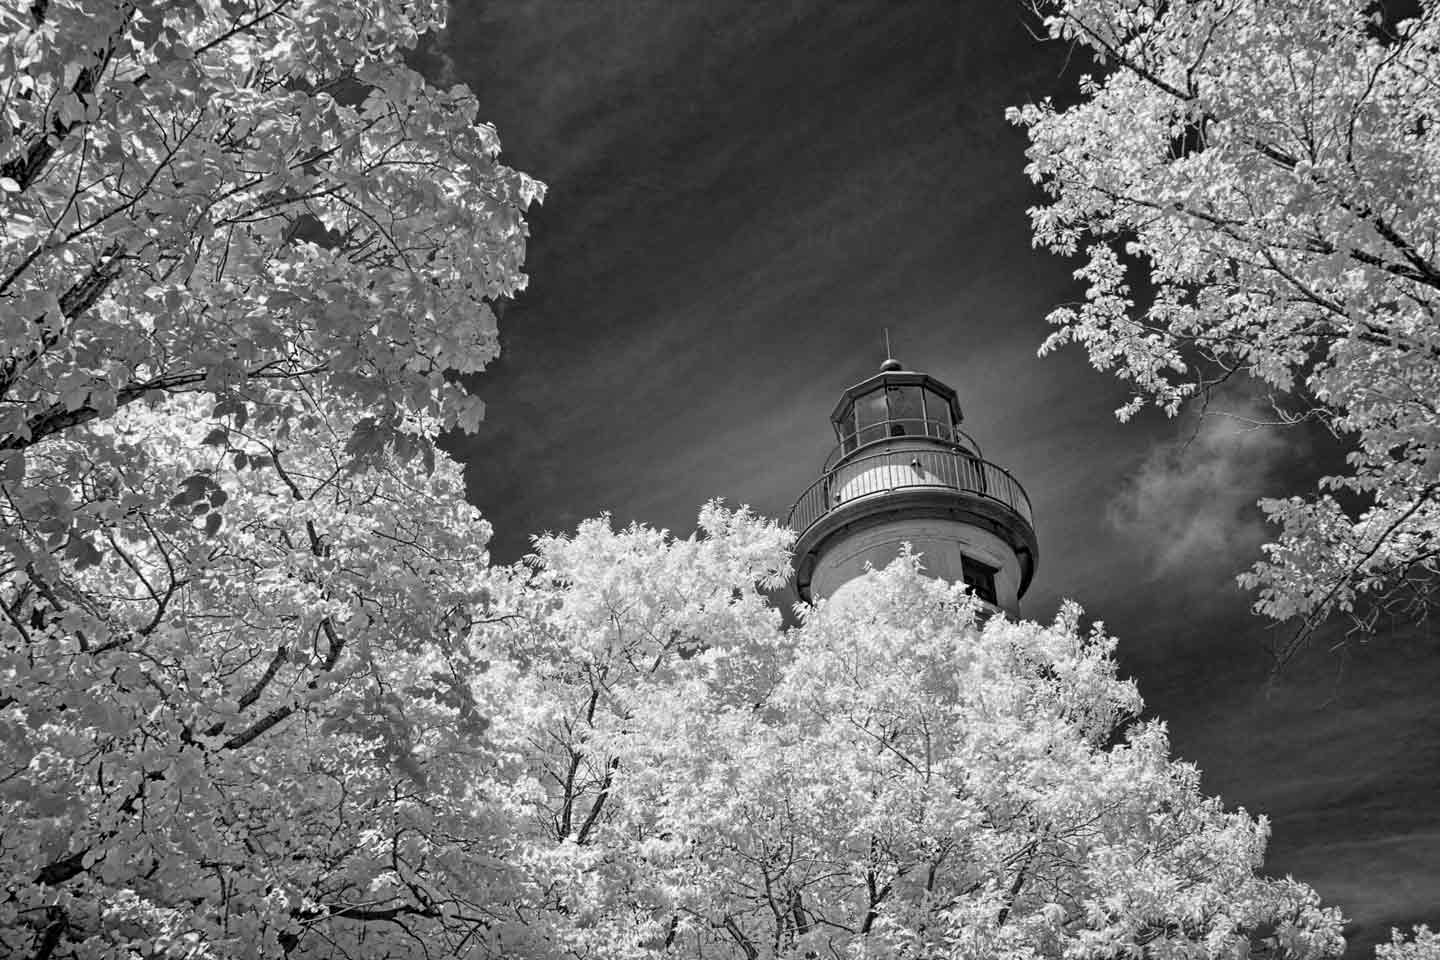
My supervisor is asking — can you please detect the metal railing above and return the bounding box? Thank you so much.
[824,419,982,470]
[787,447,1034,538]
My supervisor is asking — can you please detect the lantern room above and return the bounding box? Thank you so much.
[829,357,976,461]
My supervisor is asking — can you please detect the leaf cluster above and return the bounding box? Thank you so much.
[1012,0,1440,662]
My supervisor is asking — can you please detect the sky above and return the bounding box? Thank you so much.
[421,2,1440,953]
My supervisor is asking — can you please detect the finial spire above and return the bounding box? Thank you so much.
[880,327,902,371]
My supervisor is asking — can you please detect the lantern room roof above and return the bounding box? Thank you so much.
[827,362,964,427]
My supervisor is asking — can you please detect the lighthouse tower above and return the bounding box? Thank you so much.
[787,359,1038,613]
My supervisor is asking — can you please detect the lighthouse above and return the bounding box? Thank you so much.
[787,359,1038,613]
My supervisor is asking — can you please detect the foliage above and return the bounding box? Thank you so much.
[477,525,1346,960]
[0,0,541,453]
[2,396,512,957]
[1381,928,1440,960]
[3,409,1353,960]
[1008,0,1440,663]
[0,0,541,955]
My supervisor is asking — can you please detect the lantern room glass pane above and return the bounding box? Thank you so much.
[837,402,857,452]
[922,388,952,440]
[855,390,887,445]
[886,385,923,437]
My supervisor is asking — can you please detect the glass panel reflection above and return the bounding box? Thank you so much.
[838,402,857,452]
[922,389,952,440]
[886,385,923,437]
[856,390,887,445]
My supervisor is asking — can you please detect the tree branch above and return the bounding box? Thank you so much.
[573,757,618,845]
[1,4,130,192]
[1273,481,1440,672]
[26,907,66,960]
[0,362,326,451]
[237,644,289,710]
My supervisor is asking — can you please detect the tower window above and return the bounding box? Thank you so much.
[961,555,998,606]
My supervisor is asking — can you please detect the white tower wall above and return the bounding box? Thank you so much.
[810,517,1022,611]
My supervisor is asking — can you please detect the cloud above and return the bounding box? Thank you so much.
[1106,397,1307,582]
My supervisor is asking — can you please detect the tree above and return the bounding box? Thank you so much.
[2,395,522,957]
[1008,0,1440,665]
[1,1,541,955]
[476,512,1346,960]
[1382,928,1440,960]
[1,0,540,451]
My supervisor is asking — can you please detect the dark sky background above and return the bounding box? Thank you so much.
[420,2,1439,953]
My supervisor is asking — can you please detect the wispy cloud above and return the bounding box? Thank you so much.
[1106,397,1306,581]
